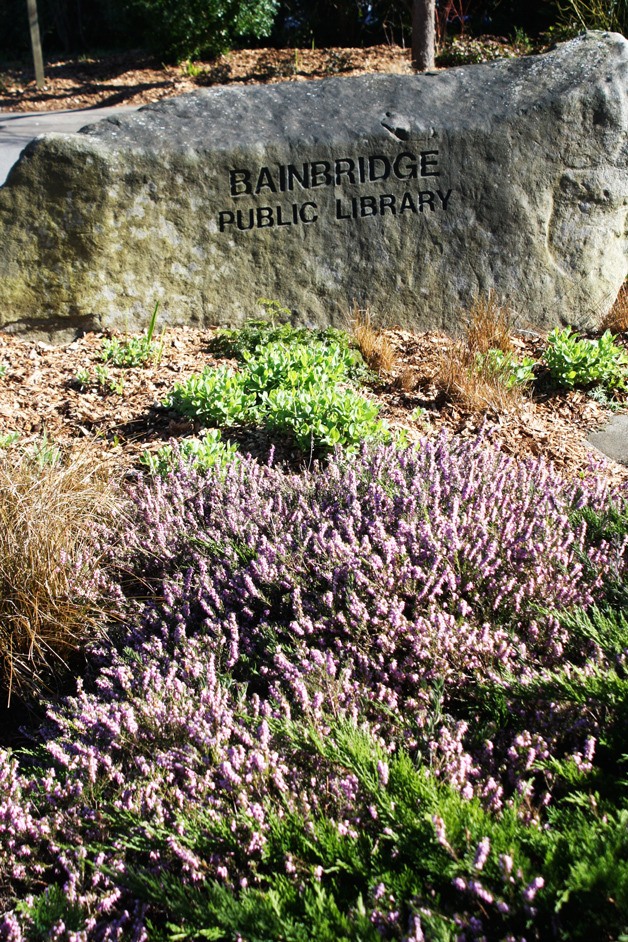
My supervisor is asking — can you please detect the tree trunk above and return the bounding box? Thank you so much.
[26,0,45,89]
[412,0,436,72]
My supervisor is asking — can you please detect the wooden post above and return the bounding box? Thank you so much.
[26,0,45,89]
[412,0,436,72]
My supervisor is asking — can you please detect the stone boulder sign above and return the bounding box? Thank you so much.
[0,31,626,340]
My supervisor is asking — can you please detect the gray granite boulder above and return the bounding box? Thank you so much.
[0,31,627,340]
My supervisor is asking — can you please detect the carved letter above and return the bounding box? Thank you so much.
[420,151,440,177]
[393,152,418,180]
[399,192,417,214]
[379,194,397,215]
[230,169,252,197]
[255,167,277,195]
[311,162,333,187]
[218,211,235,231]
[368,155,391,182]
[437,188,453,210]
[300,202,318,223]
[256,207,274,227]
[360,195,377,216]
[335,158,356,185]
[236,209,255,230]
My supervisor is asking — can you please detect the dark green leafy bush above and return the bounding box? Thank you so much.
[124,0,280,61]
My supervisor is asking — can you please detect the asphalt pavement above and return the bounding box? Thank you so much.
[0,105,139,185]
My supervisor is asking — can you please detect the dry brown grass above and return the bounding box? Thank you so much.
[601,283,628,334]
[395,367,418,393]
[462,292,514,356]
[349,305,397,374]
[436,294,524,413]
[0,442,126,704]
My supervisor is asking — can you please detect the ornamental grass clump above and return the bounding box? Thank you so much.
[349,305,397,375]
[601,282,628,334]
[0,443,124,703]
[437,294,534,411]
[1,438,627,938]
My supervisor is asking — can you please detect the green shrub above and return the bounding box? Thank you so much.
[101,302,162,368]
[211,318,357,363]
[168,366,258,426]
[167,325,387,454]
[241,339,365,393]
[261,385,388,452]
[544,327,628,392]
[101,336,160,368]
[124,0,279,61]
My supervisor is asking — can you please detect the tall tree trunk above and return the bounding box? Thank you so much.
[412,0,436,72]
[26,0,45,89]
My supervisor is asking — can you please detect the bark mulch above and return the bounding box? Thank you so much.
[0,39,537,113]
[0,323,624,484]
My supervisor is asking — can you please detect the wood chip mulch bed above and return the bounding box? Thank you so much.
[0,39,540,113]
[0,324,625,484]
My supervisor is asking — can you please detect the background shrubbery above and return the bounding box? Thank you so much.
[2,0,625,62]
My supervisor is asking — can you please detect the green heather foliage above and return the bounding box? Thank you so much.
[544,327,628,392]
[168,325,387,454]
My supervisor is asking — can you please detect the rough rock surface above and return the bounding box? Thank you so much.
[0,32,626,340]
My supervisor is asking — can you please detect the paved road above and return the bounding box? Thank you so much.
[0,106,139,185]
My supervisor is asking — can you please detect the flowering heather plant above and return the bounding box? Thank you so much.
[1,436,627,938]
